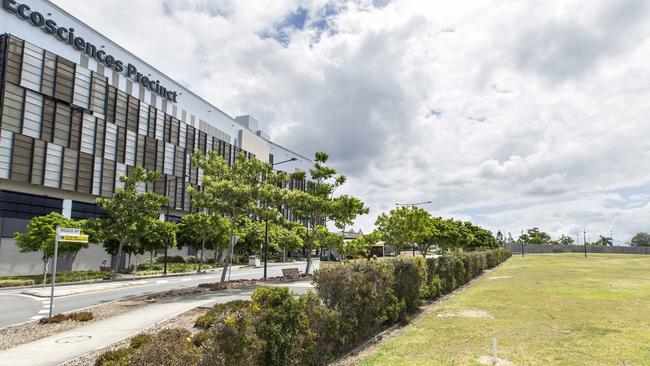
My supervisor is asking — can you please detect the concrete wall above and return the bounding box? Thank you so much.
[505,243,650,255]
[0,237,215,276]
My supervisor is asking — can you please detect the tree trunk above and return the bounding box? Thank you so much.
[220,216,237,283]
[112,238,124,279]
[198,236,205,273]
[42,258,48,288]
[150,251,154,264]
[305,225,316,275]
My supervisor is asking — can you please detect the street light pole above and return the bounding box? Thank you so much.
[263,157,297,280]
[395,201,432,256]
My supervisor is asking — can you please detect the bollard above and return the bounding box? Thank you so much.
[492,338,497,365]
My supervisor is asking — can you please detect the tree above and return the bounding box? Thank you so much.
[347,230,382,259]
[332,195,369,237]
[286,152,358,274]
[140,219,177,264]
[14,212,85,285]
[268,223,304,261]
[93,167,168,278]
[496,231,505,246]
[552,234,575,246]
[375,206,423,255]
[517,227,552,245]
[177,212,228,271]
[593,235,613,246]
[631,232,650,246]
[189,151,270,282]
[417,217,460,256]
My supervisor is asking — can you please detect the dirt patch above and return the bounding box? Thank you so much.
[437,309,493,319]
[489,276,512,280]
[478,355,514,365]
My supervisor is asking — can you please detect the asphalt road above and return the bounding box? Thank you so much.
[0,261,318,329]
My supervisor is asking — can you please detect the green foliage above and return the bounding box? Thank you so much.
[190,151,278,282]
[92,167,168,278]
[251,287,307,366]
[375,206,423,255]
[0,279,34,287]
[551,234,575,246]
[194,300,252,329]
[128,328,201,366]
[631,232,650,246]
[293,291,342,366]
[517,227,552,245]
[129,333,155,349]
[13,212,87,282]
[392,257,426,313]
[268,222,304,255]
[140,219,177,258]
[94,348,132,366]
[0,270,110,286]
[286,152,364,275]
[177,212,229,269]
[592,235,613,246]
[200,310,262,366]
[313,259,402,345]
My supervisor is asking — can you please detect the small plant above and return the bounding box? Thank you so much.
[39,311,93,324]
[95,348,132,366]
[129,333,154,349]
[0,279,35,287]
[194,300,251,329]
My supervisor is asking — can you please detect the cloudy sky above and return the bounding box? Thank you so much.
[54,0,650,244]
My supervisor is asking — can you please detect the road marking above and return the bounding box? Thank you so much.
[29,315,44,320]
[180,278,193,281]
[38,310,49,314]
[156,280,168,284]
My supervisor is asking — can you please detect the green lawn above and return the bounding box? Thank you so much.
[360,254,650,366]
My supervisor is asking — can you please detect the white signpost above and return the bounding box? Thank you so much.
[48,227,89,317]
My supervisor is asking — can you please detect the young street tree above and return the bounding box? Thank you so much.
[14,212,85,285]
[286,152,357,275]
[375,206,423,255]
[140,219,177,264]
[177,212,229,271]
[631,232,650,246]
[92,167,168,278]
[190,151,270,282]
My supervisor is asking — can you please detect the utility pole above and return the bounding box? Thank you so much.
[583,229,587,258]
[520,229,524,257]
[610,229,614,246]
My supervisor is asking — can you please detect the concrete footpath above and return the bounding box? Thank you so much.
[0,281,313,366]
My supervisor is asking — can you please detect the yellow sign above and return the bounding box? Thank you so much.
[59,235,89,243]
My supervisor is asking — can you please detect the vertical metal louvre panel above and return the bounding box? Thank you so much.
[94,119,105,159]
[171,118,180,145]
[92,156,102,195]
[40,97,55,142]
[10,134,32,182]
[80,113,96,154]
[116,127,126,163]
[164,142,174,175]
[77,151,93,194]
[156,140,164,172]
[115,163,127,190]
[135,135,145,167]
[115,90,128,128]
[126,95,139,133]
[174,146,184,177]
[0,130,14,179]
[19,42,44,92]
[5,37,23,85]
[72,65,91,109]
[44,143,63,188]
[206,135,213,153]
[61,148,78,191]
[54,57,75,104]
[69,110,83,150]
[138,102,149,136]
[1,82,24,133]
[178,121,186,148]
[41,51,56,98]
[155,110,164,141]
[104,122,117,161]
[125,130,136,166]
[144,136,156,170]
[90,72,107,117]
[31,139,46,185]
[53,103,71,146]
[164,115,171,143]
[101,158,115,196]
[105,86,117,124]
[22,90,43,139]
[147,106,156,138]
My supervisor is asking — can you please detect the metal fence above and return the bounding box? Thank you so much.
[505,243,650,255]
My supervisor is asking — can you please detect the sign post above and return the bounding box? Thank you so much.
[48,227,88,318]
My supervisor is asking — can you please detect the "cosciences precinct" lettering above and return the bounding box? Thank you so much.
[3,0,179,103]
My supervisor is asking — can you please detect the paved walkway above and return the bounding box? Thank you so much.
[0,281,313,366]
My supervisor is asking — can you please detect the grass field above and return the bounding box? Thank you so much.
[359,254,650,366]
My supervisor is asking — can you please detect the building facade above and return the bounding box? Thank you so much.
[0,0,312,274]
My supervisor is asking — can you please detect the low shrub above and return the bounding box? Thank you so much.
[129,333,154,349]
[200,311,262,366]
[0,279,35,287]
[194,300,251,329]
[128,328,201,366]
[293,291,342,366]
[39,311,93,324]
[94,348,132,366]
[154,255,185,264]
[392,257,426,314]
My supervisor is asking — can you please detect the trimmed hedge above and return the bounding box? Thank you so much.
[0,279,35,287]
[96,249,511,366]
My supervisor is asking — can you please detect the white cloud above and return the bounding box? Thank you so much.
[53,0,650,242]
